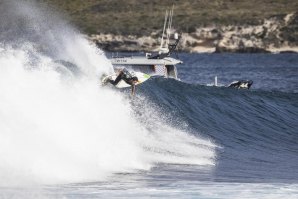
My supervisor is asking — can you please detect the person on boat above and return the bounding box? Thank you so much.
[106,68,139,96]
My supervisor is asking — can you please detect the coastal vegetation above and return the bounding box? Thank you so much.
[42,0,298,35]
[40,0,298,52]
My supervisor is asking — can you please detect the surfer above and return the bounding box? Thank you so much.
[228,80,253,89]
[105,68,139,96]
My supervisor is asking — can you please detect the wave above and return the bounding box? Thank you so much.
[0,1,215,186]
[138,78,298,182]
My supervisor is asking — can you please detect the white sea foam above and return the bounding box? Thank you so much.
[0,0,216,186]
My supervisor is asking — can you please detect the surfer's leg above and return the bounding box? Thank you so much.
[113,71,124,85]
[107,79,115,85]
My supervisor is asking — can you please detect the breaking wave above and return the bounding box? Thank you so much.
[0,0,216,186]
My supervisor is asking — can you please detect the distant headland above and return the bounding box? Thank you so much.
[43,0,298,53]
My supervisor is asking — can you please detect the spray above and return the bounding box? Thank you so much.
[0,0,216,186]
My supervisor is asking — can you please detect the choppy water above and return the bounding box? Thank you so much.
[1,1,298,198]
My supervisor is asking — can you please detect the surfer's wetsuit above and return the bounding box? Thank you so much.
[228,80,253,89]
[107,68,139,96]
[109,68,137,86]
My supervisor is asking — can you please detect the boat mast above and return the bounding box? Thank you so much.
[160,10,168,51]
[166,5,174,48]
[150,5,180,59]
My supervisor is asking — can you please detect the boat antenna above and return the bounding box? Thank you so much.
[160,10,168,51]
[166,5,174,47]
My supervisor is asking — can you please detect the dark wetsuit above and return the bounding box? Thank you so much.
[109,68,137,86]
[105,69,138,96]
[108,69,138,96]
[228,80,253,89]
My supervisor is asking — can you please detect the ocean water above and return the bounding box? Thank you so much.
[178,53,298,93]
[1,1,298,199]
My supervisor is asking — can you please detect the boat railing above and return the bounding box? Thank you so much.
[111,53,134,59]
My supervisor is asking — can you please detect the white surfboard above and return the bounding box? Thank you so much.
[102,72,151,88]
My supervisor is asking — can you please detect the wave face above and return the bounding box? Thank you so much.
[0,1,215,186]
[138,77,298,182]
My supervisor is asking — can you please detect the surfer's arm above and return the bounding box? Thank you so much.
[131,83,136,96]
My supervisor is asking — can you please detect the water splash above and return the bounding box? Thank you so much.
[0,0,216,186]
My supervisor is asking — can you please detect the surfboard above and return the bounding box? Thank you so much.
[102,72,150,88]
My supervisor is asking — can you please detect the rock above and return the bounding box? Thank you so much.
[88,12,298,53]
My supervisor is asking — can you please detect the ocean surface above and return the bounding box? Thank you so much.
[1,1,298,199]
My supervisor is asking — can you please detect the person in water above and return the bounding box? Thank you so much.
[106,68,139,96]
[228,80,253,89]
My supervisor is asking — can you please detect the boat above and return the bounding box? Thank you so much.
[109,8,182,79]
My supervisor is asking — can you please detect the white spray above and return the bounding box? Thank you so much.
[0,0,216,186]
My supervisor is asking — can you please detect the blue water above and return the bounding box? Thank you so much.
[178,53,298,93]
[173,53,298,183]
[139,53,298,183]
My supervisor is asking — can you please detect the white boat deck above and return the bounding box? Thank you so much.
[110,56,182,66]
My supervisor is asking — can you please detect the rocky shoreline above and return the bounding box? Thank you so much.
[89,13,298,53]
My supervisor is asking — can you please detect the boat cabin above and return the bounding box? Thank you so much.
[110,55,182,79]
